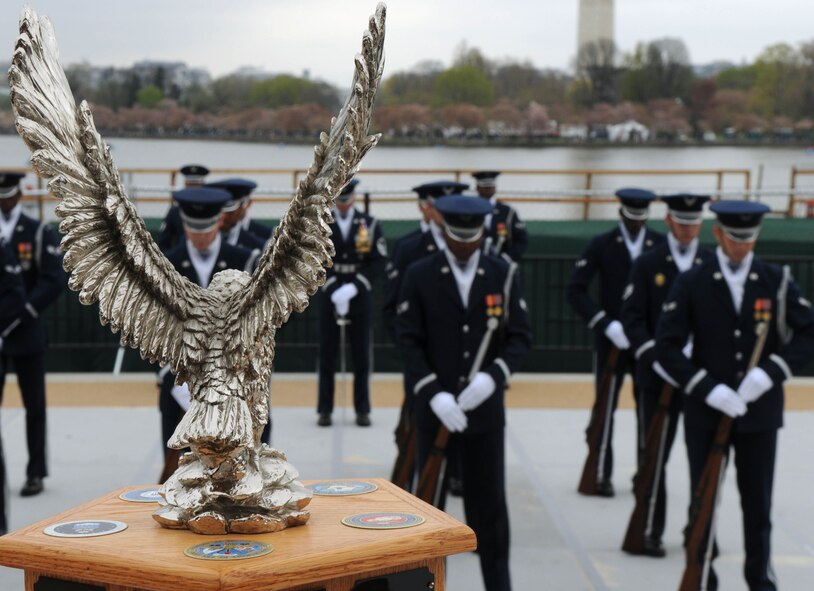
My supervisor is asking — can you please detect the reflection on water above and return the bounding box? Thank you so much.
[2,134,813,220]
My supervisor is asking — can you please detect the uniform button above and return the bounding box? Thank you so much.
[463,351,470,359]
[462,325,469,333]
[734,329,741,338]
[460,376,466,383]
[735,352,743,361]
[736,371,745,379]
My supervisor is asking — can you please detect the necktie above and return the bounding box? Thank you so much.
[727,261,741,273]
[678,245,687,256]
[199,249,211,260]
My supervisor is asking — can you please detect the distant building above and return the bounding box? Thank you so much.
[608,120,650,142]
[577,0,614,51]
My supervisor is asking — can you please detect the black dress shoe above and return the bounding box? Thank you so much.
[317,413,332,427]
[21,477,43,497]
[355,413,371,427]
[643,537,666,558]
[595,480,615,497]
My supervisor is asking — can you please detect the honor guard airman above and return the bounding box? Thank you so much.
[0,236,29,531]
[655,201,814,591]
[383,181,469,341]
[472,171,528,262]
[317,179,387,427]
[621,193,712,557]
[206,177,274,245]
[205,178,269,251]
[383,181,468,493]
[156,164,210,251]
[157,187,264,483]
[0,172,66,497]
[566,188,665,496]
[397,194,532,591]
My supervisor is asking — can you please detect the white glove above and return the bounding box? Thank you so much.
[331,283,359,317]
[604,320,630,350]
[458,372,496,412]
[737,367,773,404]
[705,384,747,418]
[170,382,191,412]
[429,392,468,432]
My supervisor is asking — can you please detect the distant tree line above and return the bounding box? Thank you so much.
[2,38,814,143]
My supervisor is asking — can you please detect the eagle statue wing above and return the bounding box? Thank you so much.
[9,9,208,376]
[225,3,386,357]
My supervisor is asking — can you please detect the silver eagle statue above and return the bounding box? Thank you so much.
[9,4,386,534]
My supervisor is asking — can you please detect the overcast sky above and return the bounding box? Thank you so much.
[2,0,813,86]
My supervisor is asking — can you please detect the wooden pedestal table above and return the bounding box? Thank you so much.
[0,478,476,591]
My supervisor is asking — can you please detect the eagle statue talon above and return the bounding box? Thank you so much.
[9,4,386,534]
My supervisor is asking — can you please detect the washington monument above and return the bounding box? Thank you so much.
[578,0,614,51]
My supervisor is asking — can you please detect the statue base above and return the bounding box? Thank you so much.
[0,479,476,591]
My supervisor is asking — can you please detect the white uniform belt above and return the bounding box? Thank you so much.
[334,263,360,274]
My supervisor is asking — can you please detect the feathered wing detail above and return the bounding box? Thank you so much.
[9,9,207,374]
[225,3,386,360]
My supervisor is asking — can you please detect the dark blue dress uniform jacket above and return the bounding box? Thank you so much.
[655,256,814,433]
[156,205,184,252]
[245,219,274,242]
[0,240,28,344]
[1,213,65,355]
[622,241,714,389]
[567,225,665,335]
[482,200,528,262]
[397,252,533,434]
[228,227,266,253]
[323,209,387,299]
[383,228,438,341]
[163,240,258,286]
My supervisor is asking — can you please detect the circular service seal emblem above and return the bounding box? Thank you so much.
[184,540,273,561]
[119,487,162,503]
[307,480,378,496]
[341,512,425,530]
[44,520,128,538]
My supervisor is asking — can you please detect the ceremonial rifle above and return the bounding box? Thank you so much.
[415,316,500,507]
[578,346,621,495]
[390,403,417,490]
[678,321,769,591]
[622,381,674,554]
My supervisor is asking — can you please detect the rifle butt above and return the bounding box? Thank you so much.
[621,512,647,555]
[415,427,450,506]
[577,455,599,495]
[391,427,417,490]
[678,565,702,591]
[577,347,620,494]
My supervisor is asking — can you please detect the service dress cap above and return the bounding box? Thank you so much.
[0,171,26,199]
[411,180,470,202]
[172,187,230,233]
[471,171,501,189]
[179,164,210,184]
[205,178,258,212]
[661,193,710,225]
[336,179,359,204]
[709,200,770,242]
[615,187,657,221]
[434,194,492,243]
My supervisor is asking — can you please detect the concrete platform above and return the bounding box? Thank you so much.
[1,374,813,590]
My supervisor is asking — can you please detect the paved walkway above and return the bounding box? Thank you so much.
[1,375,813,590]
